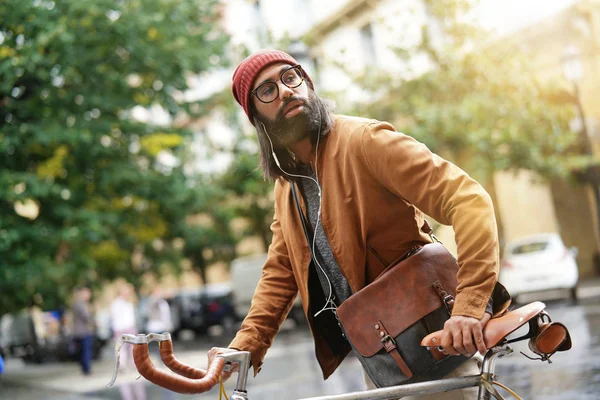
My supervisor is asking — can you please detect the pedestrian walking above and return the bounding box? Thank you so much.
[110,282,138,369]
[72,286,95,375]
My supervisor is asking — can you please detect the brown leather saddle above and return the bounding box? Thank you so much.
[421,301,572,362]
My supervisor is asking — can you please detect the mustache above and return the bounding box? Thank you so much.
[276,96,306,120]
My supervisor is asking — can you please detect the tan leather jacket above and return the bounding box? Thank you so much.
[229,115,510,379]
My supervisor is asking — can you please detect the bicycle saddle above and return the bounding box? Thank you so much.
[421,301,546,349]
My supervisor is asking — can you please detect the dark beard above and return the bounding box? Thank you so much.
[262,92,321,149]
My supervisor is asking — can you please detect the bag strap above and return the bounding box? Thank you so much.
[291,182,314,248]
[421,220,442,244]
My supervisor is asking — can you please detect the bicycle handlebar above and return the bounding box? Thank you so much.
[133,342,225,394]
[107,333,251,396]
[159,340,210,379]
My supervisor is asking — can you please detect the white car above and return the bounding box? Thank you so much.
[499,233,579,302]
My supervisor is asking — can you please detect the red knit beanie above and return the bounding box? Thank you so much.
[232,49,314,125]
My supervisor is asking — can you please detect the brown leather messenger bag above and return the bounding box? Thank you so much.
[335,239,470,387]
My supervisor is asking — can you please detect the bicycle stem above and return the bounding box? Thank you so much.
[221,350,251,400]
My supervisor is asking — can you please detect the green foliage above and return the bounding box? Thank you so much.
[189,85,274,256]
[339,1,579,185]
[353,51,577,183]
[0,0,229,313]
[216,134,274,253]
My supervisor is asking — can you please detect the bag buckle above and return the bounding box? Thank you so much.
[381,334,396,345]
[432,280,455,312]
[443,294,455,310]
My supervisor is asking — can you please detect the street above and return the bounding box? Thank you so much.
[1,297,599,400]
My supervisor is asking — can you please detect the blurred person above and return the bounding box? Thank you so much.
[146,287,172,334]
[72,286,95,375]
[119,380,147,400]
[110,282,137,369]
[145,286,176,400]
[206,49,511,399]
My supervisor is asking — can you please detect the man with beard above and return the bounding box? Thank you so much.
[207,50,510,399]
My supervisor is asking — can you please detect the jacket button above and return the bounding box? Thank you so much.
[375,324,380,330]
[380,331,385,337]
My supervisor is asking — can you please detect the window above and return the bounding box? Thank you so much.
[511,242,549,255]
[360,22,377,65]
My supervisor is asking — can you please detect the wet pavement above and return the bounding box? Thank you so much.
[2,296,600,399]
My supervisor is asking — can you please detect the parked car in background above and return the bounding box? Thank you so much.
[199,283,236,332]
[0,318,7,361]
[230,253,305,325]
[499,233,579,303]
[163,284,237,337]
[1,308,109,364]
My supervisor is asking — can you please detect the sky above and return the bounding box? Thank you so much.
[474,0,577,35]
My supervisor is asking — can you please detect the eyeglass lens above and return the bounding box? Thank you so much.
[255,66,303,103]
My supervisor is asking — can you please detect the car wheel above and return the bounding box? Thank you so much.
[221,316,236,333]
[289,307,306,326]
[194,327,208,336]
[570,286,578,304]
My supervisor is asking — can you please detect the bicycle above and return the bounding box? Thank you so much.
[106,301,571,400]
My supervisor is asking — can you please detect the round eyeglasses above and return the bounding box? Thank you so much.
[251,65,305,104]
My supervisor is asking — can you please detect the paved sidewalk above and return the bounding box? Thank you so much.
[577,277,600,299]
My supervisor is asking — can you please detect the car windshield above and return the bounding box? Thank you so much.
[511,241,549,255]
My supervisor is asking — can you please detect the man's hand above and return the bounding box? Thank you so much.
[207,347,240,382]
[440,313,491,357]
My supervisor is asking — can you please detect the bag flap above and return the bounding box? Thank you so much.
[336,243,458,357]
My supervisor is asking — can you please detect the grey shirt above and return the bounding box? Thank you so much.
[299,168,353,306]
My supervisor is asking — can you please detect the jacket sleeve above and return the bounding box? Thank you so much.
[228,182,299,376]
[361,121,500,319]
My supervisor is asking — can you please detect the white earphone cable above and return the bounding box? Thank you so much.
[261,107,337,316]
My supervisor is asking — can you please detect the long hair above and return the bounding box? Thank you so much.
[252,89,335,182]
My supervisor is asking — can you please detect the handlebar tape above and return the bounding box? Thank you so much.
[132,343,225,394]
[159,340,208,379]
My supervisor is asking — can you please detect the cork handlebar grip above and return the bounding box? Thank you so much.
[132,343,225,394]
[159,340,208,379]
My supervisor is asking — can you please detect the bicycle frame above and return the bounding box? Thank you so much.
[227,345,513,400]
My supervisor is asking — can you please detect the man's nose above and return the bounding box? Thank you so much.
[278,82,294,100]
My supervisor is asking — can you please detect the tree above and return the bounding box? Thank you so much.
[217,136,275,253]
[0,0,229,313]
[187,85,275,256]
